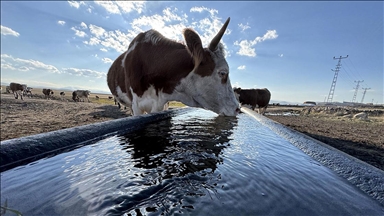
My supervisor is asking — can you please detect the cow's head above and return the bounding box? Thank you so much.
[182,17,239,116]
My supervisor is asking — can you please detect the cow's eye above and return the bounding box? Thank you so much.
[219,71,228,83]
[218,71,227,77]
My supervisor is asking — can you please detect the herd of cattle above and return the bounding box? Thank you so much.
[5,82,92,103]
[6,17,273,116]
[106,17,271,116]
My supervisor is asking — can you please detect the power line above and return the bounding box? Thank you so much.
[351,80,363,102]
[361,87,371,103]
[326,55,348,103]
[344,58,365,82]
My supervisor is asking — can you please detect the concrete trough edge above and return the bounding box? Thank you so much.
[0,107,193,172]
[241,107,384,206]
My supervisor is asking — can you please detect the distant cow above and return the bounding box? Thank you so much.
[233,87,271,115]
[5,86,11,93]
[23,87,33,97]
[95,95,99,100]
[60,92,66,100]
[107,17,239,116]
[108,96,113,100]
[72,91,79,102]
[9,82,27,100]
[72,90,90,102]
[42,89,54,99]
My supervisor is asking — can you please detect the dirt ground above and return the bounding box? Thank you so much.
[1,93,383,171]
[266,106,384,171]
[0,93,131,141]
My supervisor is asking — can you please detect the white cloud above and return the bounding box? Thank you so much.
[189,14,231,48]
[94,1,145,15]
[131,8,188,41]
[238,23,250,32]
[83,37,101,46]
[234,30,278,57]
[115,1,145,14]
[237,65,246,70]
[78,6,231,55]
[190,6,218,17]
[80,22,87,29]
[2,54,105,79]
[102,57,113,64]
[278,54,284,57]
[83,27,136,53]
[1,63,16,70]
[58,20,66,26]
[1,54,61,73]
[232,81,241,88]
[1,25,20,37]
[61,68,106,78]
[67,1,85,9]
[95,1,120,14]
[71,27,87,37]
[89,24,106,38]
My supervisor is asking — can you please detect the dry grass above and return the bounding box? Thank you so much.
[1,85,186,108]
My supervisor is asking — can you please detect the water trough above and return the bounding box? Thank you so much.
[1,107,383,215]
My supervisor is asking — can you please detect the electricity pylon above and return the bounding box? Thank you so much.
[351,80,363,103]
[326,55,348,103]
[360,87,371,103]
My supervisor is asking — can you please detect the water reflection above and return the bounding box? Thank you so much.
[109,113,238,215]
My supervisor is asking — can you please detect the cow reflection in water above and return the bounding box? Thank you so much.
[112,115,238,215]
[120,115,237,175]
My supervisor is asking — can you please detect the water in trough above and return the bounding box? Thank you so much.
[1,109,383,215]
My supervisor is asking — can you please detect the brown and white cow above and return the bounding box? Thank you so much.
[72,90,90,102]
[42,89,54,99]
[107,17,239,116]
[107,51,133,112]
[60,92,66,100]
[9,82,27,100]
[23,87,33,97]
[233,87,271,115]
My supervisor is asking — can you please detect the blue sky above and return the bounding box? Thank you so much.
[1,1,383,104]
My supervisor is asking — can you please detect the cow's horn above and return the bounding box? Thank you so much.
[209,17,230,51]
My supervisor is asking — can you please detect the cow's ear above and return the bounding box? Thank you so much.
[183,28,204,69]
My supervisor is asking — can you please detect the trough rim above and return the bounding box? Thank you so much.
[241,107,384,206]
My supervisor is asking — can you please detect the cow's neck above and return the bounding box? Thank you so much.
[167,72,204,108]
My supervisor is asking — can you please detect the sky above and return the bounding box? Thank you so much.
[1,1,383,105]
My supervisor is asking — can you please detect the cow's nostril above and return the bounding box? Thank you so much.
[235,107,240,113]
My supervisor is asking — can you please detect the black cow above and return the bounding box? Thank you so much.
[233,87,271,115]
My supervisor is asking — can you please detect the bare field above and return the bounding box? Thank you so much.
[266,105,384,170]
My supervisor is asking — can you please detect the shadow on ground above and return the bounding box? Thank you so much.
[89,105,131,119]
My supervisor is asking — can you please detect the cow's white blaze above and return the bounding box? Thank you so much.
[122,42,137,68]
[115,86,131,107]
[130,85,169,115]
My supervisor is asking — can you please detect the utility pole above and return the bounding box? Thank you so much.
[360,87,371,103]
[326,55,348,103]
[351,80,363,103]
